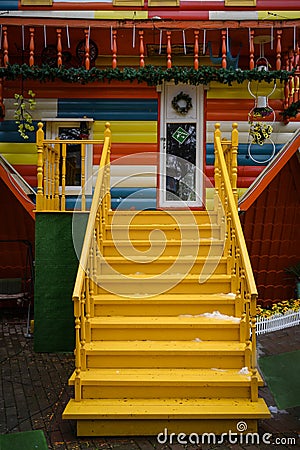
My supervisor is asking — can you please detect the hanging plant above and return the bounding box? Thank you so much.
[249,121,273,146]
[171,91,193,115]
[13,89,36,139]
[251,106,274,120]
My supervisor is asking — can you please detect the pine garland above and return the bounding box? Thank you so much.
[281,100,300,119]
[0,64,294,86]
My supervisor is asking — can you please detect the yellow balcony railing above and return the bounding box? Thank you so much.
[36,122,111,212]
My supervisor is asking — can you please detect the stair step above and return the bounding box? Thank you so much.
[84,340,248,369]
[93,293,238,317]
[105,224,220,240]
[68,368,263,399]
[63,397,270,436]
[102,239,224,257]
[100,256,227,275]
[96,274,231,295]
[90,315,240,341]
[108,210,217,226]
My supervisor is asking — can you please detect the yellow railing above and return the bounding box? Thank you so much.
[71,123,111,401]
[36,122,110,212]
[214,122,259,401]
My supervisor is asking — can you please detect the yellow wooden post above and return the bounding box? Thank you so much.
[36,122,44,211]
[231,122,239,207]
[81,142,86,211]
[214,123,222,215]
[50,146,55,209]
[61,142,66,211]
[54,142,60,211]
[104,122,111,215]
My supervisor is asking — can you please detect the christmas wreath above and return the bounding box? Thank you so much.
[171,91,192,115]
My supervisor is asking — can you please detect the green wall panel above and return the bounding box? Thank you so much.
[34,212,88,352]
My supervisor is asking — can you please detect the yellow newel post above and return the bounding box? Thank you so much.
[104,122,112,213]
[81,143,86,211]
[214,123,221,189]
[231,122,239,207]
[36,122,44,211]
[61,143,67,212]
[54,142,60,211]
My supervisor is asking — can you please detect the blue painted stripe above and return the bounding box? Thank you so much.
[1,1,18,10]
[111,187,157,200]
[58,99,158,121]
[112,198,156,211]
[0,120,37,143]
[206,143,282,166]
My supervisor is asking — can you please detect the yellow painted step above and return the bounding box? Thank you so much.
[102,238,224,257]
[93,293,239,317]
[68,368,264,399]
[89,316,240,341]
[62,397,270,436]
[105,224,220,240]
[84,340,249,369]
[108,210,217,226]
[95,274,231,295]
[100,256,227,275]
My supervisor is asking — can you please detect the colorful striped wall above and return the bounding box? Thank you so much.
[2,80,299,210]
[3,1,300,20]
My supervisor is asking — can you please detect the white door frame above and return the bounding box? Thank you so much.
[159,83,204,208]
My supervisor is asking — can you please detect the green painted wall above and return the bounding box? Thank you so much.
[34,212,88,352]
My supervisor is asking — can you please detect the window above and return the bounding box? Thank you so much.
[113,0,144,6]
[225,0,256,5]
[45,119,94,195]
[148,0,180,6]
[21,0,53,5]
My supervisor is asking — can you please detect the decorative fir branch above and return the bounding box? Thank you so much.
[0,64,294,86]
[281,100,300,119]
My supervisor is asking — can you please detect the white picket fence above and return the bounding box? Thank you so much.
[256,310,300,335]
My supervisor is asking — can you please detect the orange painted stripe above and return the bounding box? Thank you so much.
[207,99,283,122]
[93,143,158,165]
[13,164,37,188]
[5,80,158,99]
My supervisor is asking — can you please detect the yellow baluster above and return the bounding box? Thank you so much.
[36,122,44,211]
[54,142,60,211]
[61,142,66,211]
[81,142,86,211]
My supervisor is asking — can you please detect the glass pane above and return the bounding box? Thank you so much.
[59,127,81,186]
[166,123,196,201]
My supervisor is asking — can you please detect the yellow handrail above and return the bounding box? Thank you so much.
[214,123,257,297]
[214,123,258,385]
[71,122,111,401]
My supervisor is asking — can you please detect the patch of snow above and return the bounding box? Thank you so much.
[193,338,202,342]
[239,367,250,375]
[269,406,289,415]
[211,368,227,372]
[200,311,240,323]
[220,292,236,298]
[178,314,194,318]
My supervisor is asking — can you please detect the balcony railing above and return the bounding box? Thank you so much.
[36,122,111,212]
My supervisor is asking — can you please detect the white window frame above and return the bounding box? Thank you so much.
[43,118,94,196]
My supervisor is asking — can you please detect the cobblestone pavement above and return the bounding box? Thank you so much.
[1,308,299,450]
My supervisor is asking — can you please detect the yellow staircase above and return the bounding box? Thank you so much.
[62,123,270,436]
